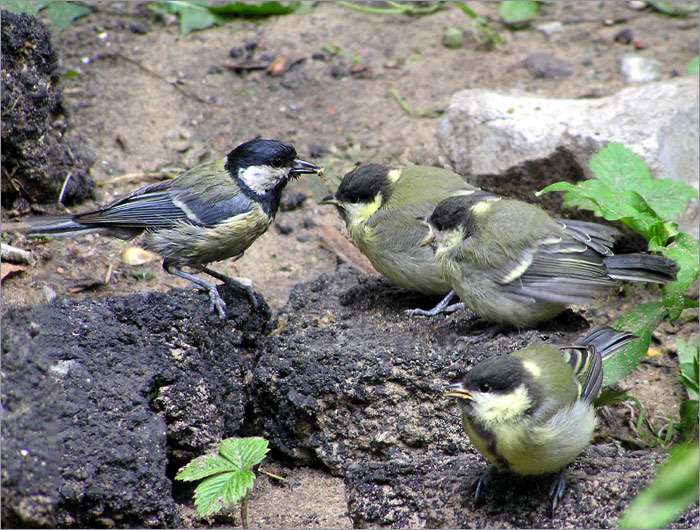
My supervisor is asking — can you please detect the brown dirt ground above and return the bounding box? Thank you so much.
[2,2,698,528]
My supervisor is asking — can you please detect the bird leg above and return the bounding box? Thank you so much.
[469,465,498,506]
[455,322,505,345]
[404,290,465,317]
[202,266,259,308]
[548,468,567,517]
[163,262,227,320]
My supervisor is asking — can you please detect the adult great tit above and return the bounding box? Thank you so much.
[28,139,320,319]
[445,325,636,514]
[422,194,677,331]
[320,164,480,315]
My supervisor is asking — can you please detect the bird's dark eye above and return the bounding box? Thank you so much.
[479,383,491,393]
[433,221,443,231]
[271,158,284,169]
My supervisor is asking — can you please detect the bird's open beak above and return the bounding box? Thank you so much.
[419,224,436,248]
[444,382,473,401]
[293,158,321,175]
[320,194,343,207]
[416,217,436,247]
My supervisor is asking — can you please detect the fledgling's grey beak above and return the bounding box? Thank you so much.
[319,194,342,207]
[292,158,321,175]
[444,382,473,401]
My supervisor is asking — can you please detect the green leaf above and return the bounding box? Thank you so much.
[603,302,669,387]
[618,443,699,529]
[677,399,699,441]
[46,1,91,30]
[589,142,651,190]
[208,1,297,16]
[150,1,223,35]
[221,468,256,505]
[2,1,49,16]
[219,437,269,470]
[175,454,238,482]
[61,69,83,79]
[193,472,235,516]
[589,142,696,221]
[662,233,699,322]
[594,387,632,408]
[676,336,699,399]
[687,56,699,75]
[499,1,538,25]
[648,1,699,15]
[637,177,697,221]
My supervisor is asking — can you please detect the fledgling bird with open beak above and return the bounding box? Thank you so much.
[28,139,320,319]
[445,325,636,515]
[320,163,482,315]
[420,194,677,334]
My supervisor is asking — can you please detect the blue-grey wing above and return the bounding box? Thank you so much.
[76,187,254,229]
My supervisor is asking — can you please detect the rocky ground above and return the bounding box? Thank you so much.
[2,1,698,528]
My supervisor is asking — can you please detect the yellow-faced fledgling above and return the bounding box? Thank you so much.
[445,325,636,514]
[421,194,677,333]
[28,139,320,318]
[321,164,483,315]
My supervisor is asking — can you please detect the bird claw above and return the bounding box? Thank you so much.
[208,287,228,320]
[469,466,496,507]
[404,291,462,317]
[183,281,228,319]
[456,323,503,345]
[548,468,567,517]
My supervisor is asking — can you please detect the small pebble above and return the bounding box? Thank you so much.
[618,54,663,82]
[442,27,465,49]
[523,53,572,79]
[614,29,633,45]
[128,23,148,34]
[534,21,563,36]
[275,222,293,235]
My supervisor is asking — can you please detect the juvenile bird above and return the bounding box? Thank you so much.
[320,164,480,315]
[28,139,320,318]
[422,194,677,331]
[445,325,636,514]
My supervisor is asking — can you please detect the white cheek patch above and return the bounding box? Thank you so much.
[239,165,289,194]
[474,384,532,426]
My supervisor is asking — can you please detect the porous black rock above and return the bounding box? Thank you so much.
[1,10,96,209]
[250,265,697,528]
[1,284,270,528]
[250,266,584,472]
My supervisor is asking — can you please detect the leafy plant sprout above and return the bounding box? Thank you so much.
[176,437,270,528]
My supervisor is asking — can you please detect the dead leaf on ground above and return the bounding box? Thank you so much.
[1,262,28,282]
[122,246,159,265]
[320,224,378,277]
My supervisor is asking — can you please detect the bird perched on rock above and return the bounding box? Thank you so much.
[320,163,480,315]
[421,194,677,332]
[445,325,636,514]
[28,139,320,318]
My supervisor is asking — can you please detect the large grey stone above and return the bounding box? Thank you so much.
[437,77,699,237]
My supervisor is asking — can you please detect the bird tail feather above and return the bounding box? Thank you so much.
[579,325,637,361]
[604,254,678,284]
[28,217,108,238]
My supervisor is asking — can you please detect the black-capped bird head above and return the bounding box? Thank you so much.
[320,164,393,222]
[445,355,539,426]
[226,139,319,196]
[420,194,490,250]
